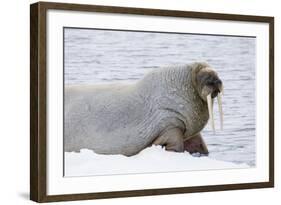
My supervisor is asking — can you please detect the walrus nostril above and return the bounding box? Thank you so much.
[206,79,222,87]
[214,79,222,86]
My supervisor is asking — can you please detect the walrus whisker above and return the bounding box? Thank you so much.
[207,94,215,133]
[217,93,223,130]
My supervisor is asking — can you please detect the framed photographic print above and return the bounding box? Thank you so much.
[30,1,274,202]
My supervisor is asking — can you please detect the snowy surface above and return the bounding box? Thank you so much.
[64,146,249,177]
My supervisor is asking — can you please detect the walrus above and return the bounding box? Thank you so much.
[64,62,223,156]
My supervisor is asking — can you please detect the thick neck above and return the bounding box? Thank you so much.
[136,64,209,137]
[160,65,201,102]
[136,65,204,111]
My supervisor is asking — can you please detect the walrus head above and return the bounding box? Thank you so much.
[192,63,224,133]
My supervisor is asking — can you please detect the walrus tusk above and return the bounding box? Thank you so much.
[217,93,223,130]
[219,84,224,95]
[207,94,215,133]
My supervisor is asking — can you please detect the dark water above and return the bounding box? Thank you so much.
[64,28,256,166]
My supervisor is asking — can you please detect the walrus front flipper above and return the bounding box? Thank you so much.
[153,128,184,152]
[184,133,209,156]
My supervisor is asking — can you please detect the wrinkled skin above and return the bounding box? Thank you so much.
[64,62,223,157]
[152,64,223,156]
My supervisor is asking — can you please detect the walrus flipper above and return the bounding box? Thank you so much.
[153,128,184,152]
[184,133,209,156]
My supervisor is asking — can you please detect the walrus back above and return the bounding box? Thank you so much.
[64,83,151,155]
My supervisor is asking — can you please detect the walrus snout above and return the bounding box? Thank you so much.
[211,82,222,98]
[206,79,222,98]
[195,66,224,134]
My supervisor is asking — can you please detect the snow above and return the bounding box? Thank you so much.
[64,145,249,177]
